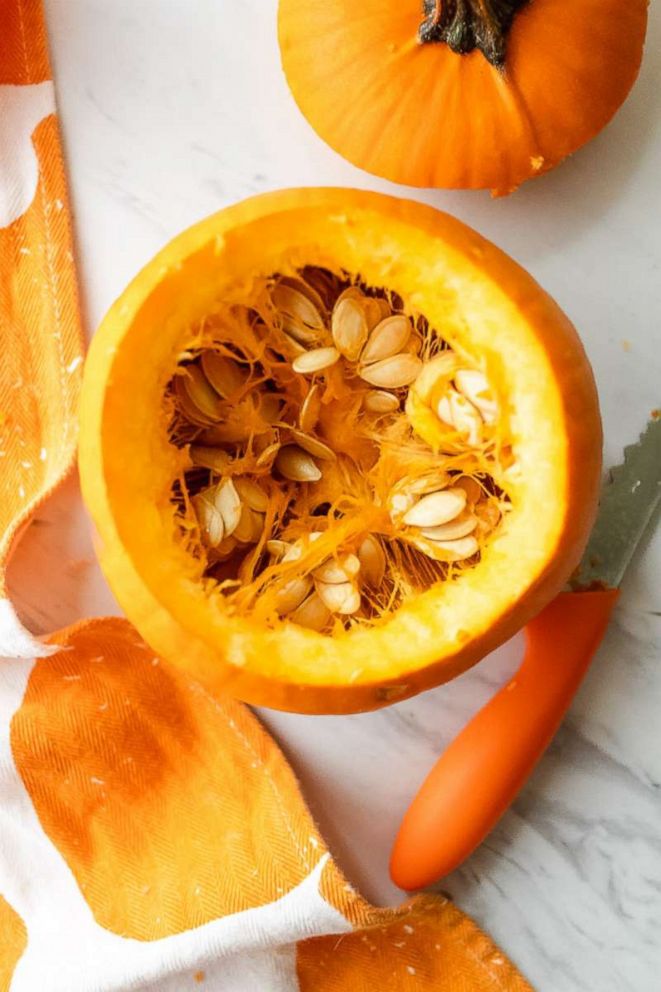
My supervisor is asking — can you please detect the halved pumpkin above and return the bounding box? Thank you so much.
[79,188,601,714]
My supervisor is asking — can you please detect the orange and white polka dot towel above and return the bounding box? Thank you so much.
[0,2,533,989]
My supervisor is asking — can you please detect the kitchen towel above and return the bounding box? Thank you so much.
[0,2,532,989]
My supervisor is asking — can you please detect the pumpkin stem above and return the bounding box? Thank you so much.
[419,0,527,69]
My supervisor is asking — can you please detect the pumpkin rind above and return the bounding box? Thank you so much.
[277,0,648,193]
[79,188,601,714]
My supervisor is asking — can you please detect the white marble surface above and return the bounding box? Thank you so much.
[7,2,661,989]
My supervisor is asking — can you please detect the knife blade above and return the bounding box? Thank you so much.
[574,416,661,590]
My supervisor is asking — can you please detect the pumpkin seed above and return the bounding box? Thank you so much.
[402,488,467,528]
[215,478,242,537]
[277,276,327,316]
[375,297,392,321]
[189,445,232,473]
[341,554,361,578]
[359,353,422,389]
[255,441,281,468]
[299,382,322,433]
[477,503,502,532]
[276,575,314,615]
[314,553,361,584]
[292,346,340,375]
[454,369,488,400]
[475,399,498,425]
[192,488,225,547]
[208,535,239,560]
[389,491,418,521]
[272,283,325,332]
[284,320,324,346]
[454,369,498,423]
[411,351,458,404]
[181,366,224,421]
[175,396,216,429]
[275,445,322,482]
[357,535,386,587]
[279,531,323,563]
[388,473,452,522]
[197,420,252,445]
[406,472,452,496]
[403,336,421,357]
[363,297,386,331]
[426,535,479,561]
[437,389,483,446]
[288,428,336,461]
[332,297,369,360]
[200,352,248,398]
[363,389,400,414]
[301,268,338,309]
[280,332,308,355]
[233,503,255,543]
[360,315,411,364]
[315,580,361,615]
[174,373,219,427]
[334,286,364,306]
[290,592,331,631]
[420,513,478,541]
[267,539,291,559]
[233,503,264,543]
[234,476,269,513]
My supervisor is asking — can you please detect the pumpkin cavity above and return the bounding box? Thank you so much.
[164,267,512,634]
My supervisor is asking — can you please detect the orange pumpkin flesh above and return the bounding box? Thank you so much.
[79,189,601,714]
[278,0,648,194]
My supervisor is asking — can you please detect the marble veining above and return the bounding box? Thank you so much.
[6,2,661,989]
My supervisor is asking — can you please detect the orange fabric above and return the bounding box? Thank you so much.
[4,619,531,991]
[298,896,529,991]
[0,896,27,992]
[0,0,50,84]
[0,0,82,597]
[11,620,323,938]
[0,2,532,989]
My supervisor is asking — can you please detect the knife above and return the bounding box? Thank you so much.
[390,418,661,891]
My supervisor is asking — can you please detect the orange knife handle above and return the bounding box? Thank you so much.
[390,589,619,891]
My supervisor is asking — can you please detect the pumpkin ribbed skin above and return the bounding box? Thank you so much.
[278,0,648,193]
[79,189,601,714]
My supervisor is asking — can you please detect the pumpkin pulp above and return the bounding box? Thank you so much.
[165,268,510,635]
[420,0,528,68]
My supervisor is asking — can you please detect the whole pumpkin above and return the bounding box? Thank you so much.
[278,0,648,193]
[79,188,601,714]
